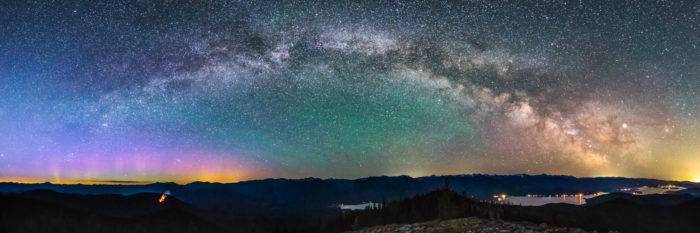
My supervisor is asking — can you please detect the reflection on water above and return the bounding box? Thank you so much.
[338,202,382,210]
[495,193,607,206]
[619,185,685,195]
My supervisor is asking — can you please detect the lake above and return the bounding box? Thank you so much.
[496,193,607,206]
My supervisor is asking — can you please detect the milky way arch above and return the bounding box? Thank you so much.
[0,0,698,183]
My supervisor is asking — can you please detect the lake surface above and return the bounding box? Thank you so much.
[498,193,607,206]
[339,185,685,209]
[338,202,382,210]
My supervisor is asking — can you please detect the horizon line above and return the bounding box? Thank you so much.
[2,173,697,185]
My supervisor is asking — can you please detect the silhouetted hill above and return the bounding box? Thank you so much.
[2,174,696,215]
[337,188,700,233]
[2,181,700,232]
[585,192,696,206]
[671,187,700,196]
[0,191,228,233]
[17,189,192,217]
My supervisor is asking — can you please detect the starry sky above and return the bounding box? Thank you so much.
[0,0,698,184]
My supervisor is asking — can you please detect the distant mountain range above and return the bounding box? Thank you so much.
[4,186,699,233]
[2,174,698,215]
[1,174,699,233]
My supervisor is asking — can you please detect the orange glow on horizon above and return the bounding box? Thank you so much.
[0,175,246,185]
[2,170,699,185]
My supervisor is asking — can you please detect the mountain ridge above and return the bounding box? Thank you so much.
[2,174,697,214]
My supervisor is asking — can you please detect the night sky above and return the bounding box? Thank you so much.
[1,0,698,183]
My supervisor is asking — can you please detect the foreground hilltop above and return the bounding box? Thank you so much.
[0,190,227,233]
[337,188,700,233]
[345,218,612,233]
[2,174,697,214]
[1,184,699,232]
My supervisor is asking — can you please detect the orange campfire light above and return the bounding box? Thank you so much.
[158,193,167,203]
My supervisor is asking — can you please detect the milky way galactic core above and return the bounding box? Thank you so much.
[0,0,698,183]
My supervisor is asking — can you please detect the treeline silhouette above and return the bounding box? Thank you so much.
[2,174,694,205]
[335,187,504,229]
[2,186,700,233]
[0,190,338,233]
[0,191,227,233]
[331,187,700,233]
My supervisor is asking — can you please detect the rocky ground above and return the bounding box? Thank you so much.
[345,217,616,233]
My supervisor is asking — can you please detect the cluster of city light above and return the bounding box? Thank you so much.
[493,193,508,202]
[618,184,685,195]
[522,194,585,198]
[158,190,171,203]
[493,192,599,204]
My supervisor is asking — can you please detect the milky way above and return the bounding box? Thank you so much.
[1,0,698,183]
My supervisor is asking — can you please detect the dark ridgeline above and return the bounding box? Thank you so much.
[0,189,344,233]
[4,187,699,233]
[1,174,695,210]
[1,175,699,233]
[584,192,696,206]
[0,190,227,233]
[335,188,700,233]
